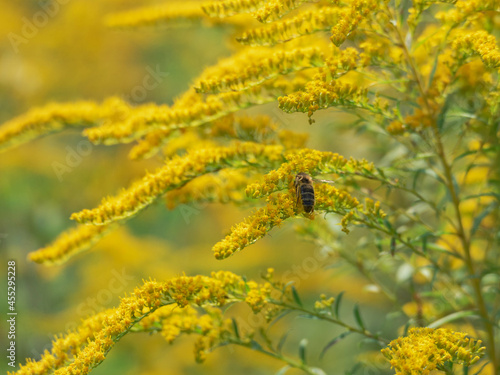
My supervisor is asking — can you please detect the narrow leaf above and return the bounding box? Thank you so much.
[298,338,308,364]
[470,202,498,236]
[353,304,365,330]
[319,331,352,359]
[277,330,291,354]
[428,310,477,329]
[291,286,303,307]
[232,318,240,339]
[334,291,344,318]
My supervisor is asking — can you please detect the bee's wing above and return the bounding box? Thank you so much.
[313,178,336,185]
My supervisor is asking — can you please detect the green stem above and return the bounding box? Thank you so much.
[274,301,389,345]
[227,338,321,375]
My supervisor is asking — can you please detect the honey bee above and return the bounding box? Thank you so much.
[294,172,315,213]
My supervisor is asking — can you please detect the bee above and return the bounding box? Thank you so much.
[294,172,315,213]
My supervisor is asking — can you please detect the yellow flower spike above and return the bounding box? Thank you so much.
[330,0,379,47]
[0,97,130,153]
[278,79,369,122]
[70,143,283,226]
[202,0,266,18]
[212,192,296,259]
[164,169,251,209]
[237,6,344,46]
[253,0,309,23]
[452,30,500,69]
[27,224,113,266]
[88,85,281,146]
[436,0,500,25]
[382,328,486,374]
[105,2,208,29]
[195,47,325,94]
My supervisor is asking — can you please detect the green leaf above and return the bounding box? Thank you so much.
[291,286,303,307]
[277,330,291,354]
[470,202,498,236]
[353,304,365,331]
[319,331,352,359]
[250,340,263,351]
[268,310,292,331]
[428,311,477,329]
[232,318,240,339]
[298,338,308,364]
[334,291,344,319]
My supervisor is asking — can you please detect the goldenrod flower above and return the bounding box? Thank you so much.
[237,6,343,46]
[28,224,113,266]
[202,0,266,18]
[84,87,278,145]
[382,328,485,374]
[0,97,129,152]
[329,0,379,47]
[253,0,310,23]
[10,271,279,374]
[453,30,500,69]
[105,2,207,29]
[195,47,325,94]
[164,169,251,209]
[71,142,284,225]
[212,192,296,259]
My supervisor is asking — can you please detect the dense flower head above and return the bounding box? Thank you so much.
[452,30,500,69]
[28,224,113,266]
[0,97,129,152]
[212,192,296,259]
[105,2,207,29]
[70,142,284,225]
[236,6,344,46]
[381,328,485,374]
[195,47,325,94]
[9,271,281,374]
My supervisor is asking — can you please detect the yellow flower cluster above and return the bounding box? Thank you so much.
[381,328,485,374]
[245,148,374,199]
[212,192,296,259]
[237,6,343,46]
[71,143,284,225]
[253,0,309,23]
[84,87,278,145]
[140,305,233,363]
[105,2,206,29]
[28,224,113,266]
[330,0,379,47]
[202,0,266,18]
[436,0,500,25]
[453,30,500,69]
[338,197,386,233]
[195,47,325,94]
[246,149,373,198]
[164,169,250,209]
[278,79,369,122]
[0,97,129,152]
[314,293,335,310]
[244,280,273,312]
[12,309,111,375]
[11,271,278,374]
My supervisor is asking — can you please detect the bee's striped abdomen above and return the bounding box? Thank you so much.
[300,184,315,213]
